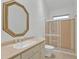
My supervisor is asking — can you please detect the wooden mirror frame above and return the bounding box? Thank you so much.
[2,1,29,37]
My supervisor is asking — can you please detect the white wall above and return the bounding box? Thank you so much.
[1,0,46,41]
[49,7,76,19]
[44,0,76,19]
[42,0,50,19]
[1,0,76,41]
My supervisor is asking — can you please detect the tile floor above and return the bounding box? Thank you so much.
[45,50,77,59]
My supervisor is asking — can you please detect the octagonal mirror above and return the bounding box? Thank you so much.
[3,1,29,37]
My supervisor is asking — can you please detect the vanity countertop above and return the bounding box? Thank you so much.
[1,38,45,59]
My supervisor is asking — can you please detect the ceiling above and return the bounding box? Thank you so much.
[45,0,76,11]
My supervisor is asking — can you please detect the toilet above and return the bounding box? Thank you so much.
[45,45,55,57]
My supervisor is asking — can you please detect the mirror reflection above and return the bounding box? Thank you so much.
[3,1,29,37]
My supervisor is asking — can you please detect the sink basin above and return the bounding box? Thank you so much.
[13,40,37,49]
[13,43,28,49]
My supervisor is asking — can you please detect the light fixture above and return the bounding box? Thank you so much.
[53,15,69,20]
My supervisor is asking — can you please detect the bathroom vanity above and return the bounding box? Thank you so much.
[2,1,45,59]
[1,38,45,59]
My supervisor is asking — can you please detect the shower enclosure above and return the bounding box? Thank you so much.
[45,17,76,53]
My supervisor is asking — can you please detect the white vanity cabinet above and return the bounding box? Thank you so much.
[11,55,21,59]
[11,42,45,59]
[2,38,45,59]
[14,56,20,59]
[22,42,45,59]
[30,51,41,59]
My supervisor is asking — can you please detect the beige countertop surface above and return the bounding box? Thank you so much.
[1,38,45,59]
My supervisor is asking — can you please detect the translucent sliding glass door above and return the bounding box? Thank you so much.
[45,18,75,52]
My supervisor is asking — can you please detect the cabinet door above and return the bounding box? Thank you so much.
[41,48,45,59]
[22,51,29,59]
[12,55,21,59]
[22,44,41,59]
[30,51,41,59]
[29,43,45,59]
